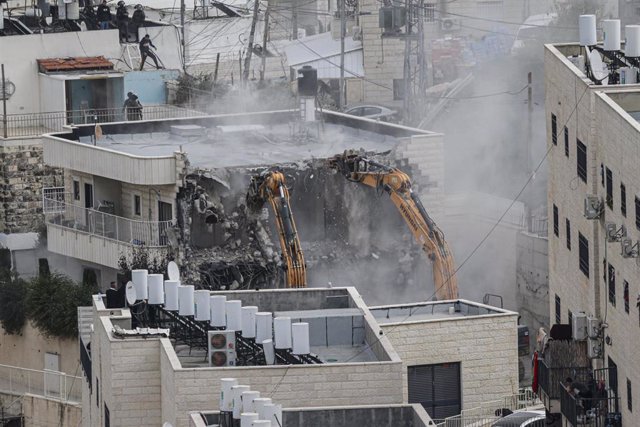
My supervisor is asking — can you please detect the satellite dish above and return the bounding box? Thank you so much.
[588,49,609,84]
[125,281,137,305]
[167,261,180,281]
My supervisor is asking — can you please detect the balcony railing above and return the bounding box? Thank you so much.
[0,104,205,138]
[79,338,91,392]
[560,385,620,427]
[538,358,592,401]
[44,197,173,248]
[0,363,82,403]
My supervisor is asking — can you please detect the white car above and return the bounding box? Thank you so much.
[343,105,397,122]
[491,410,546,427]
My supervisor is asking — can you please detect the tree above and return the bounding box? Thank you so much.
[0,270,28,335]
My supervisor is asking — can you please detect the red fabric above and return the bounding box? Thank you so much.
[532,351,539,394]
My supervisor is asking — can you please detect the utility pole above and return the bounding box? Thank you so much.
[292,0,298,39]
[526,71,533,228]
[416,0,426,114]
[339,0,346,109]
[402,0,412,123]
[1,65,7,139]
[180,0,187,72]
[261,0,271,80]
[244,0,261,81]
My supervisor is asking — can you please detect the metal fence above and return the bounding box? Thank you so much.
[538,359,592,401]
[560,386,620,427]
[0,363,82,403]
[44,197,173,247]
[0,104,206,138]
[42,187,68,214]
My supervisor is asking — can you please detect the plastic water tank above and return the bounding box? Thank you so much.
[210,295,227,327]
[131,269,148,301]
[262,339,275,365]
[603,19,621,51]
[219,378,238,412]
[251,420,271,427]
[255,312,273,343]
[626,25,640,57]
[147,274,164,305]
[178,285,195,316]
[240,413,259,427]
[579,15,597,46]
[292,322,310,355]
[66,0,80,20]
[0,4,4,31]
[274,317,292,349]
[262,403,283,427]
[164,280,179,311]
[232,385,250,419]
[241,306,258,339]
[252,398,272,418]
[226,300,243,331]
[194,290,210,321]
[241,391,261,413]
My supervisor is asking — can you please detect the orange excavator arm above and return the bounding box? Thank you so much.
[247,170,307,288]
[328,152,458,300]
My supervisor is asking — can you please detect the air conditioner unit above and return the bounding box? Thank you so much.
[587,316,601,339]
[572,312,588,340]
[584,195,603,219]
[588,338,603,359]
[208,330,237,367]
[621,238,639,258]
[440,18,460,32]
[605,222,627,242]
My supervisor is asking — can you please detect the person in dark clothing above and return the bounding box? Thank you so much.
[116,0,129,42]
[131,4,145,42]
[123,92,143,120]
[82,1,98,30]
[97,0,111,29]
[139,34,161,70]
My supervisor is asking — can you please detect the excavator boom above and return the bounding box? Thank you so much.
[328,153,458,300]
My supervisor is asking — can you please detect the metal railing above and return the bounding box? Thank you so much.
[560,386,620,427]
[538,359,592,401]
[42,187,69,214]
[0,363,82,403]
[79,339,92,392]
[0,104,206,138]
[434,388,541,427]
[44,197,173,247]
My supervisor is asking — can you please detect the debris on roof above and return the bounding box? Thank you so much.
[36,56,114,73]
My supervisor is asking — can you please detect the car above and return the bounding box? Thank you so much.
[343,105,397,121]
[491,410,546,427]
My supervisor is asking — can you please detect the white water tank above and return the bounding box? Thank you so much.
[226,300,243,330]
[292,322,310,355]
[256,312,273,343]
[241,413,259,427]
[232,385,250,419]
[252,420,271,427]
[241,306,258,339]
[603,19,621,51]
[620,67,638,84]
[626,25,640,57]
[66,0,80,20]
[253,398,272,418]
[262,403,283,427]
[164,280,179,311]
[579,15,597,46]
[147,274,164,305]
[262,339,275,365]
[274,317,292,349]
[219,378,238,412]
[0,4,4,31]
[210,295,227,327]
[25,7,42,17]
[178,285,195,316]
[241,391,261,413]
[132,269,148,300]
[194,290,211,321]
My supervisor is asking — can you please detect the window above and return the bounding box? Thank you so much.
[624,280,630,313]
[408,363,461,419]
[601,164,605,187]
[393,79,405,101]
[73,180,80,201]
[424,3,436,22]
[608,263,616,306]
[551,114,557,145]
[134,195,141,216]
[38,258,50,277]
[636,196,640,230]
[568,310,573,332]
[555,295,561,324]
[577,139,587,183]
[363,107,382,116]
[622,183,627,217]
[105,403,110,427]
[96,377,99,407]
[606,167,613,209]
[553,204,559,237]
[628,378,633,412]
[564,126,569,156]
[579,233,589,277]
[566,218,571,250]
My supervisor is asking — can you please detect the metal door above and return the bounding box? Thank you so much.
[408,362,461,420]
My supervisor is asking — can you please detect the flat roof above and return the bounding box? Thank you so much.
[370,299,516,324]
[76,122,401,169]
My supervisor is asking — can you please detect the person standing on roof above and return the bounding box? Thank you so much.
[97,0,111,30]
[116,0,129,42]
[131,4,145,42]
[139,34,162,70]
[123,92,143,121]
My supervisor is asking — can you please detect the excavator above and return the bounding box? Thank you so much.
[328,152,458,300]
[246,169,307,288]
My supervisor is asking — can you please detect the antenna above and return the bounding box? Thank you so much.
[167,261,180,281]
[125,281,137,306]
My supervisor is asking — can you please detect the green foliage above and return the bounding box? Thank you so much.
[26,272,97,339]
[0,270,28,335]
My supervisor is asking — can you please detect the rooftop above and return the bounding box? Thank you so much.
[36,56,114,73]
[370,299,515,324]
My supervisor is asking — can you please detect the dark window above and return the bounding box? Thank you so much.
[601,164,605,187]
[608,263,616,306]
[553,204,559,237]
[96,377,99,407]
[606,167,613,209]
[628,378,633,412]
[105,403,110,427]
[625,281,630,313]
[636,196,640,230]
[424,3,436,22]
[566,218,571,250]
[551,114,557,145]
[622,183,627,217]
[555,295,561,324]
[608,357,619,395]
[564,126,569,156]
[38,258,50,277]
[579,233,589,277]
[73,180,80,201]
[568,310,573,332]
[408,363,461,419]
[134,195,141,216]
[577,139,587,183]
[393,79,405,101]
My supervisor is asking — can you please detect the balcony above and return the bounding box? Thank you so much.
[538,358,592,405]
[43,195,173,269]
[560,385,620,426]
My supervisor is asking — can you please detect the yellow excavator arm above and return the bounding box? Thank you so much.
[328,152,458,300]
[247,170,307,288]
